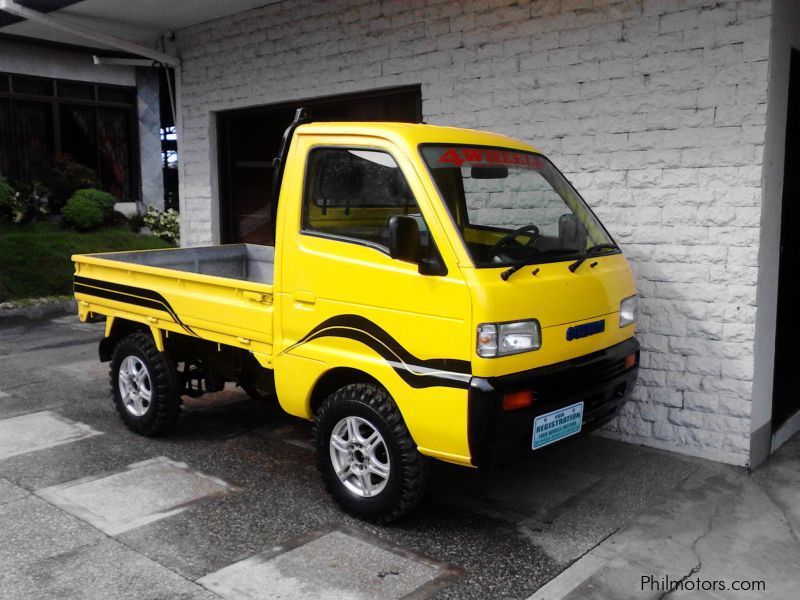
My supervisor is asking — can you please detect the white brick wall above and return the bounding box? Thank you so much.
[175,0,772,466]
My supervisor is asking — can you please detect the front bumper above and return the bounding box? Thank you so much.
[468,337,640,467]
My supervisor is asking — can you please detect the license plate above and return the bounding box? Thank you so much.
[532,402,584,449]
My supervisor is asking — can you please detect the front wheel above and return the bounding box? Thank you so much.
[110,332,181,436]
[314,383,428,523]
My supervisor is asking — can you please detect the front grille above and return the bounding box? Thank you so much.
[489,338,639,412]
[532,356,630,400]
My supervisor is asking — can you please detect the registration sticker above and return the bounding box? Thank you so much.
[532,402,584,450]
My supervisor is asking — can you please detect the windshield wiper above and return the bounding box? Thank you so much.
[500,248,580,281]
[501,260,536,281]
[568,243,619,272]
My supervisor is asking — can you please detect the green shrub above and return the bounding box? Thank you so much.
[0,177,16,223]
[44,155,100,213]
[61,195,105,231]
[0,221,172,300]
[143,206,180,244]
[69,188,116,218]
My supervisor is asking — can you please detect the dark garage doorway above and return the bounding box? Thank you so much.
[772,49,800,432]
[217,86,422,245]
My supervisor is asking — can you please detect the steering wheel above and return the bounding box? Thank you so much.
[489,224,540,259]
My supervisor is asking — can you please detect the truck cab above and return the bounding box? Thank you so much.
[73,119,638,523]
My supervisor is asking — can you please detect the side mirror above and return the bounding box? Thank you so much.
[388,215,421,263]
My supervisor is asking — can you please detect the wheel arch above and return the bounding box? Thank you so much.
[309,367,382,415]
[98,317,149,362]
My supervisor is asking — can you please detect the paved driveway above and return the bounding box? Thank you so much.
[0,315,722,599]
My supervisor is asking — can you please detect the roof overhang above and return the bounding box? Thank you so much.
[0,0,279,66]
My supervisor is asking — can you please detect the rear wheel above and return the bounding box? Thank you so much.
[110,332,181,436]
[314,383,428,523]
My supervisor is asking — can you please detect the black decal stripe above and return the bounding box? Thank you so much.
[290,314,471,374]
[76,275,169,304]
[74,276,198,337]
[284,314,472,390]
[302,326,470,389]
[74,283,166,313]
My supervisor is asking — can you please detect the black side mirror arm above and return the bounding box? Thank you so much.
[418,247,448,276]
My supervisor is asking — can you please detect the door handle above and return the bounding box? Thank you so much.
[243,290,271,303]
[292,291,316,305]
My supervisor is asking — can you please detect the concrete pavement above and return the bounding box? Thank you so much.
[0,315,797,599]
[530,431,800,599]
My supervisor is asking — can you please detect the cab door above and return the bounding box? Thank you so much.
[275,134,472,460]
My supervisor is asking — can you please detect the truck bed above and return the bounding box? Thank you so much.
[94,244,275,284]
[72,244,275,361]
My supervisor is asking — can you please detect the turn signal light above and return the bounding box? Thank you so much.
[624,353,638,369]
[503,390,534,411]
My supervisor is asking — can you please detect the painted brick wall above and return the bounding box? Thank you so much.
[175,0,771,465]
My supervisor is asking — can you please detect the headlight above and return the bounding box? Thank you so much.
[619,295,637,327]
[477,320,541,357]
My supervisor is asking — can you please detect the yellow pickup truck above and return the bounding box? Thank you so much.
[73,113,639,522]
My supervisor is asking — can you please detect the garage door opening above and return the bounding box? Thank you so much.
[216,86,422,245]
[772,49,800,434]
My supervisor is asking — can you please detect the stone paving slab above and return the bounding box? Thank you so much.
[198,526,462,600]
[36,456,241,535]
[2,537,217,600]
[0,496,103,572]
[0,411,102,461]
[0,478,29,505]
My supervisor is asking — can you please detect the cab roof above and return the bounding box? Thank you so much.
[294,121,540,154]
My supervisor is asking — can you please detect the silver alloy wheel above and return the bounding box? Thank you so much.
[118,355,153,417]
[329,416,391,498]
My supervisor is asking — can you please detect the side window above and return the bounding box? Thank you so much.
[302,148,429,253]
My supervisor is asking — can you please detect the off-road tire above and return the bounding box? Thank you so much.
[314,382,428,523]
[110,332,181,436]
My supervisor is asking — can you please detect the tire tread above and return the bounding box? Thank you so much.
[110,332,180,436]
[314,382,428,523]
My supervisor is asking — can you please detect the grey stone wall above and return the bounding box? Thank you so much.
[174,0,773,466]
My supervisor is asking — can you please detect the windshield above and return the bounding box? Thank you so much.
[420,145,616,268]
